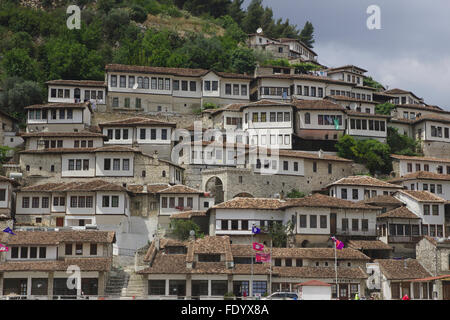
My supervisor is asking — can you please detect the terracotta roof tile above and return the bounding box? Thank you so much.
[20,180,127,193]
[326,95,377,104]
[0,258,112,272]
[347,240,393,250]
[293,99,345,111]
[282,193,381,210]
[271,247,370,260]
[397,190,445,202]
[0,175,20,187]
[391,154,450,164]
[170,211,207,219]
[249,148,353,162]
[362,195,403,205]
[158,185,205,194]
[46,79,106,87]
[378,206,420,219]
[297,280,331,286]
[375,259,431,280]
[345,110,390,118]
[273,266,368,279]
[213,197,287,210]
[328,176,402,189]
[24,102,91,110]
[106,64,208,77]
[99,117,176,127]
[0,230,115,245]
[19,131,107,138]
[240,100,293,109]
[389,171,450,182]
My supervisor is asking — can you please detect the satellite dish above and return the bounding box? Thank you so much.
[256,27,263,34]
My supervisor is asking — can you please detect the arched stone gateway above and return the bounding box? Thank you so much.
[204,176,224,204]
[233,192,254,198]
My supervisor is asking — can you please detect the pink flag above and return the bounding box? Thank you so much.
[252,242,264,251]
[0,244,8,252]
[331,236,344,250]
[255,253,271,262]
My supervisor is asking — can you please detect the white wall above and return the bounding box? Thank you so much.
[95,152,134,177]
[300,286,331,300]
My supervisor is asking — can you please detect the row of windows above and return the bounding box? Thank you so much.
[70,196,94,208]
[255,159,299,172]
[225,117,242,126]
[423,204,440,216]
[260,87,289,97]
[42,140,63,149]
[225,84,247,96]
[21,195,119,208]
[250,134,291,146]
[10,246,47,259]
[161,197,194,209]
[296,85,323,98]
[342,74,362,85]
[405,163,450,174]
[68,159,90,171]
[50,89,103,100]
[408,183,443,194]
[317,114,343,126]
[103,158,130,171]
[111,75,171,91]
[245,111,291,123]
[341,218,370,232]
[431,126,450,138]
[22,196,49,209]
[39,140,92,150]
[393,96,419,105]
[349,119,386,131]
[112,97,142,109]
[340,189,392,200]
[403,111,417,120]
[299,214,328,229]
[330,89,372,101]
[217,220,282,231]
[28,109,74,120]
[65,243,97,255]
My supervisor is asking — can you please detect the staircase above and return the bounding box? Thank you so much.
[104,267,145,299]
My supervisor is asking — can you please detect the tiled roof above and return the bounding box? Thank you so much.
[106,63,208,77]
[413,114,450,124]
[240,100,293,109]
[231,244,270,257]
[392,171,450,182]
[326,65,368,73]
[273,266,368,279]
[251,148,352,162]
[20,180,127,193]
[46,79,106,87]
[190,236,233,262]
[282,193,381,210]
[0,175,20,187]
[256,73,353,86]
[422,236,450,246]
[375,259,431,280]
[139,253,189,274]
[213,197,287,210]
[214,71,252,80]
[158,185,205,194]
[377,206,420,220]
[19,131,107,138]
[395,104,445,113]
[0,258,112,272]
[293,99,345,111]
[391,154,450,164]
[397,190,445,202]
[126,184,170,194]
[327,176,402,189]
[326,95,377,104]
[384,88,423,101]
[345,110,391,118]
[20,145,138,154]
[347,240,392,250]
[207,103,246,115]
[297,280,331,287]
[99,117,176,127]
[24,102,90,110]
[170,211,207,219]
[271,247,370,260]
[362,195,403,205]
[0,230,115,245]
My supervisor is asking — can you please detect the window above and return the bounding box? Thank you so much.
[123,159,130,171]
[32,197,39,208]
[102,196,110,207]
[313,162,317,173]
[352,189,358,200]
[300,215,307,228]
[149,280,166,295]
[320,215,327,228]
[75,243,82,255]
[310,215,317,228]
[241,85,247,96]
[111,75,117,87]
[233,84,239,95]
[119,76,126,88]
[341,188,348,199]
[113,159,120,170]
[20,247,28,258]
[65,244,73,255]
[42,197,49,208]
[424,204,430,215]
[90,244,97,255]
[432,205,439,216]
[328,163,332,174]
[362,219,369,231]
[342,218,349,231]
[30,247,37,258]
[151,129,157,140]
[39,247,46,258]
[352,219,359,231]
[283,161,288,171]
[22,197,30,208]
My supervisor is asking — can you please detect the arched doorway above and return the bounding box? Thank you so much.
[205,176,224,204]
[233,193,254,198]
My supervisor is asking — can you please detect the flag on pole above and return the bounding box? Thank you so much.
[0,244,8,252]
[252,242,264,251]
[333,118,340,130]
[2,227,15,235]
[331,236,344,250]
[251,226,261,234]
[255,253,271,262]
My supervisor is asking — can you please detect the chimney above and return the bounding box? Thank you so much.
[318,149,324,159]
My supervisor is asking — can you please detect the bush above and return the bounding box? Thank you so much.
[170,219,204,240]
[130,4,148,23]
[166,6,183,18]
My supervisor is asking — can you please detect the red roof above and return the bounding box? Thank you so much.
[296,280,331,287]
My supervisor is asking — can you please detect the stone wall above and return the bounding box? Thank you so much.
[421,141,450,159]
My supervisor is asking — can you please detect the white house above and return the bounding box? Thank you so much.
[46,79,106,107]
[391,154,450,178]
[327,176,403,202]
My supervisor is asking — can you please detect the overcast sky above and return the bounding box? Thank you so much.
[243,0,450,109]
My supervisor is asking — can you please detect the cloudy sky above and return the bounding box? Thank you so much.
[244,0,450,109]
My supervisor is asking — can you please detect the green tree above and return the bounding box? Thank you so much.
[2,48,40,81]
[229,47,256,74]
[0,146,14,164]
[299,21,314,48]
[336,135,357,159]
[352,139,392,174]
[227,0,245,25]
[364,76,384,90]
[0,78,44,120]
[292,62,321,74]
[267,221,294,248]
[170,219,204,240]
[286,189,306,199]
[387,127,420,156]
[375,102,395,115]
[242,0,264,33]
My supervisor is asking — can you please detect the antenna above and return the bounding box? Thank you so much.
[256,27,263,34]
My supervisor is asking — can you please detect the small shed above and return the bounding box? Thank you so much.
[296,280,332,300]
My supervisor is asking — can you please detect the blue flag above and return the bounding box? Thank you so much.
[252,226,261,234]
[3,227,15,235]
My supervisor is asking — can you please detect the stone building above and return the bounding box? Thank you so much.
[137,236,368,299]
[0,230,115,298]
